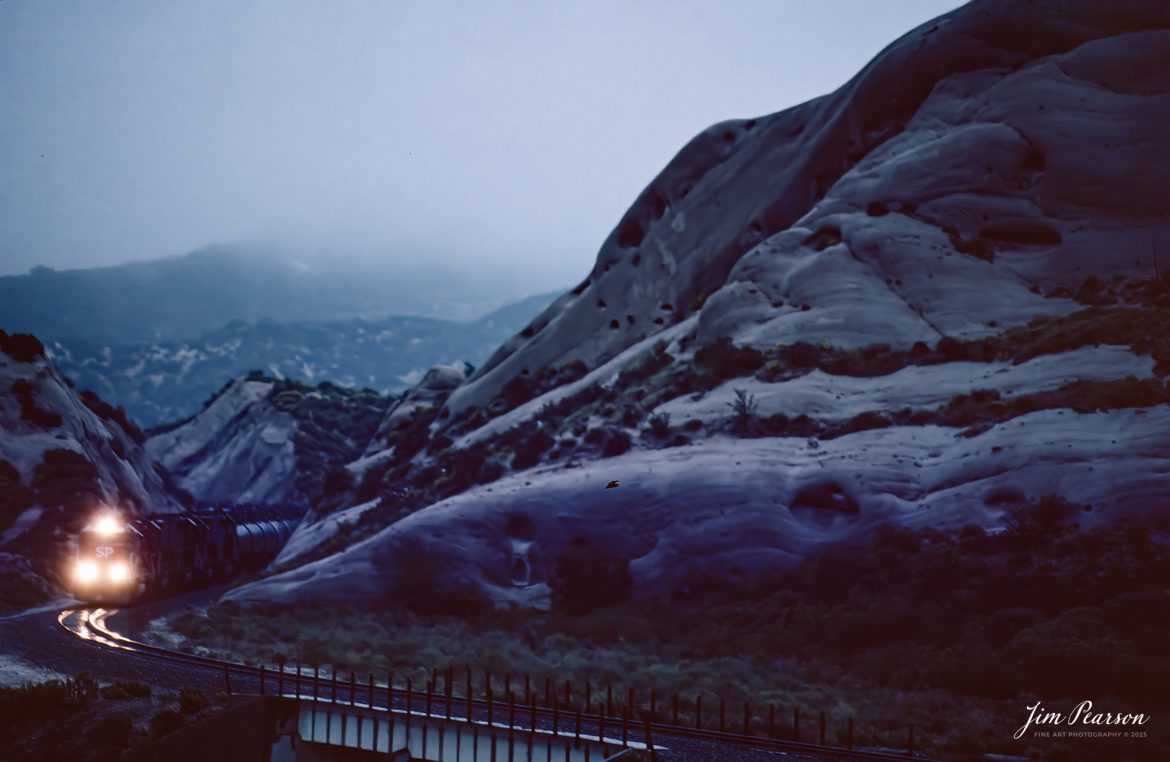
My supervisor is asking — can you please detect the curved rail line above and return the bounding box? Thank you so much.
[59,607,930,761]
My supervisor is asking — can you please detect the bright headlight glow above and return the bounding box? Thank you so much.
[93,514,123,536]
[107,561,131,583]
[74,560,99,584]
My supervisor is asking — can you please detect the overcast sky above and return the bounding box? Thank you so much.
[0,0,964,282]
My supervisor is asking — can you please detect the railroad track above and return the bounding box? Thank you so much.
[58,606,931,761]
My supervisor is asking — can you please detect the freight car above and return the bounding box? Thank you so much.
[70,505,299,605]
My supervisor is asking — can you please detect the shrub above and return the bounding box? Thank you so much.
[601,429,631,457]
[646,412,672,438]
[583,427,607,445]
[478,460,506,484]
[10,380,63,428]
[102,680,151,700]
[512,428,555,470]
[0,679,72,724]
[840,411,891,435]
[150,707,184,737]
[378,537,492,618]
[728,388,758,422]
[354,466,385,503]
[620,405,643,427]
[695,337,765,379]
[779,341,822,368]
[321,467,355,496]
[178,687,210,715]
[0,331,46,362]
[549,544,633,614]
[92,711,134,746]
[449,447,487,483]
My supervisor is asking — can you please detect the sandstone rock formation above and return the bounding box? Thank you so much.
[227,0,1170,607]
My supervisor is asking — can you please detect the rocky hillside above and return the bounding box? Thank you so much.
[227,0,1170,607]
[147,375,392,510]
[0,332,187,605]
[49,292,556,427]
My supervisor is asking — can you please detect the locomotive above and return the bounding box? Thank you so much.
[70,505,299,605]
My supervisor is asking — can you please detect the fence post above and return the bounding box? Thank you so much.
[368,673,375,709]
[313,665,319,702]
[607,684,613,715]
[224,665,232,698]
[331,670,337,703]
[598,704,606,751]
[564,679,571,708]
[446,670,453,719]
[422,684,429,762]
[627,687,634,717]
[505,673,511,701]
[545,676,552,707]
[508,693,516,762]
[426,679,433,717]
[650,689,656,721]
[278,663,284,696]
[388,671,394,712]
[524,674,531,705]
[848,717,854,750]
[672,693,679,725]
[259,665,266,696]
[585,683,592,709]
[696,695,702,730]
[350,673,356,707]
[405,677,412,741]
[622,708,629,748]
[575,707,582,746]
[644,717,657,761]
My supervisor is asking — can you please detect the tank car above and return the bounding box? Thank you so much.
[70,505,299,605]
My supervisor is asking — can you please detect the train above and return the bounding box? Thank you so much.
[70,505,299,605]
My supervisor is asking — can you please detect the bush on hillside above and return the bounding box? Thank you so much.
[549,543,632,614]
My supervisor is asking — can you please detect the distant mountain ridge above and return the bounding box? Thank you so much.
[0,244,544,343]
[46,292,557,427]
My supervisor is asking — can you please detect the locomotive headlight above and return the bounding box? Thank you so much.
[93,514,124,536]
[74,560,99,584]
[107,561,131,583]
